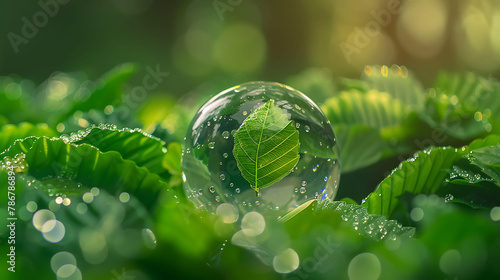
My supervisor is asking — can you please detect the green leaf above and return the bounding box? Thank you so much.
[0,136,38,158]
[56,64,137,123]
[422,72,500,140]
[233,99,300,191]
[322,90,409,129]
[321,90,413,172]
[278,199,316,223]
[340,197,359,205]
[432,72,498,111]
[437,181,500,209]
[361,65,425,110]
[1,137,169,211]
[363,146,465,217]
[468,134,500,151]
[467,145,500,186]
[58,107,141,135]
[281,199,414,241]
[0,122,57,154]
[438,142,500,209]
[72,63,137,112]
[448,161,493,184]
[319,200,415,240]
[334,124,392,172]
[71,125,168,177]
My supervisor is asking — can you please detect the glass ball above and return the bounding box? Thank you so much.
[181,81,340,218]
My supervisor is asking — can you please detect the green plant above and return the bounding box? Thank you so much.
[1,64,500,280]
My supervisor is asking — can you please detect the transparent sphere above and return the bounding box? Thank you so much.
[181,82,340,217]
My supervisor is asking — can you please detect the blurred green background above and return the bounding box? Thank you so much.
[1,0,499,92]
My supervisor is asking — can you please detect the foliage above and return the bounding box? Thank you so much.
[1,65,500,280]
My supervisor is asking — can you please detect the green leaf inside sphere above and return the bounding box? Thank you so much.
[233,99,300,192]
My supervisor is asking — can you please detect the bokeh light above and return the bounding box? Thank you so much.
[348,253,381,280]
[273,248,300,274]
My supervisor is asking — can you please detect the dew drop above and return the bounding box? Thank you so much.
[222,131,230,139]
[223,153,229,158]
[209,186,216,193]
[208,142,215,149]
[220,174,226,181]
[301,181,307,187]
[235,188,241,193]
[300,187,306,194]
[304,125,310,132]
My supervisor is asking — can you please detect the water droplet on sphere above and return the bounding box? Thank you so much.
[208,142,215,149]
